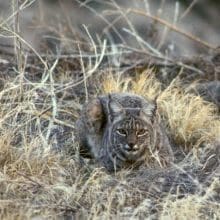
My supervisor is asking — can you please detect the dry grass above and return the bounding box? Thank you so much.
[162,196,217,220]
[160,85,219,148]
[102,69,161,98]
[0,1,219,219]
[0,68,218,219]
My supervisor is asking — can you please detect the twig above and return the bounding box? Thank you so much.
[0,26,48,69]
[123,28,162,57]
[75,0,125,44]
[180,0,198,20]
[0,0,36,27]
[128,8,216,50]
[119,45,204,75]
[46,59,59,142]
[16,171,43,188]
[157,2,179,51]
[13,0,22,71]
[110,0,145,51]
[27,50,131,59]
[23,109,75,129]
[56,38,107,94]
[78,43,88,102]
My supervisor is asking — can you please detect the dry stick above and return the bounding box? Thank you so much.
[81,24,97,102]
[129,8,216,50]
[13,0,22,70]
[16,171,43,188]
[78,44,88,102]
[123,28,162,57]
[49,59,59,120]
[28,50,131,59]
[22,109,75,129]
[1,26,48,69]
[0,0,36,27]
[180,0,198,20]
[59,0,77,38]
[102,8,205,74]
[103,8,163,57]
[120,45,204,74]
[102,13,123,35]
[76,0,126,45]
[46,59,59,142]
[111,0,146,51]
[157,2,179,50]
[143,0,151,14]
[12,0,24,99]
[55,39,107,94]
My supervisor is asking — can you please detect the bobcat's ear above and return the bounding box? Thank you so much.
[108,94,125,118]
[141,96,158,123]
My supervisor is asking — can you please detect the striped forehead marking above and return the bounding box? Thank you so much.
[121,117,143,130]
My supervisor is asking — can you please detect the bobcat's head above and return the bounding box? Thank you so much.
[104,94,157,165]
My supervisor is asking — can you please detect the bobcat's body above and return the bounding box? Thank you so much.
[75,93,174,172]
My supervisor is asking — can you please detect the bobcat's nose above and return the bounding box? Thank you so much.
[125,143,139,151]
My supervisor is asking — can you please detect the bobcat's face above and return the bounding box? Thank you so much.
[110,109,153,161]
[104,95,157,165]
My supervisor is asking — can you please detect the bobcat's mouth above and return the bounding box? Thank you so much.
[121,144,144,161]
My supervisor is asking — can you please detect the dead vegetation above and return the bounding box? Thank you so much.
[102,71,220,148]
[0,0,219,219]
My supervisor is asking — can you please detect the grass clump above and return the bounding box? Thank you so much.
[102,71,220,149]
[102,69,161,99]
[161,180,220,220]
[159,85,219,148]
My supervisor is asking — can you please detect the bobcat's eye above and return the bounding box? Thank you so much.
[116,128,127,136]
[137,129,148,137]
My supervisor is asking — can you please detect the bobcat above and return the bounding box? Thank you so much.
[75,93,174,172]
